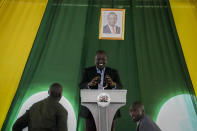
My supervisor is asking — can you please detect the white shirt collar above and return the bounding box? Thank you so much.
[96,66,105,74]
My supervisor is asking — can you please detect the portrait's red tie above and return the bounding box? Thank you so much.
[112,26,116,34]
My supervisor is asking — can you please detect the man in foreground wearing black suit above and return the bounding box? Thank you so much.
[130,101,161,131]
[79,50,123,131]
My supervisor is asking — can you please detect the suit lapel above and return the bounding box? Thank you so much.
[89,66,98,89]
[93,66,97,76]
[104,67,109,76]
[89,66,97,78]
[107,25,111,33]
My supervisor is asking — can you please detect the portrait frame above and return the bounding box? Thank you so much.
[99,8,125,40]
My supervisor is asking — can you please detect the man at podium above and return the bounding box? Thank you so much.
[79,50,123,131]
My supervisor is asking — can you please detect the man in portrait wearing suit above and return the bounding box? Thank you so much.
[103,12,121,34]
[130,101,161,131]
[79,50,123,131]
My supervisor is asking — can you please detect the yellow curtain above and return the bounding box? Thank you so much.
[170,0,197,95]
[0,0,48,129]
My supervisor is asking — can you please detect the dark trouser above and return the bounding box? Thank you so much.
[85,118,115,131]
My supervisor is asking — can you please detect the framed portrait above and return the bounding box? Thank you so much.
[99,8,125,40]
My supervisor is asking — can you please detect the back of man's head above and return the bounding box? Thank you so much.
[49,83,63,100]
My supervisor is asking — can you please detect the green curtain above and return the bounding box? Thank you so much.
[133,0,197,120]
[2,0,196,131]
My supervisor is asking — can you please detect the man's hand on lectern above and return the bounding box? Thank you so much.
[105,75,116,87]
[88,76,101,87]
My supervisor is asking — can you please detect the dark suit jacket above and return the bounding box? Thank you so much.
[79,66,123,119]
[13,97,68,131]
[137,115,161,131]
[103,25,121,34]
